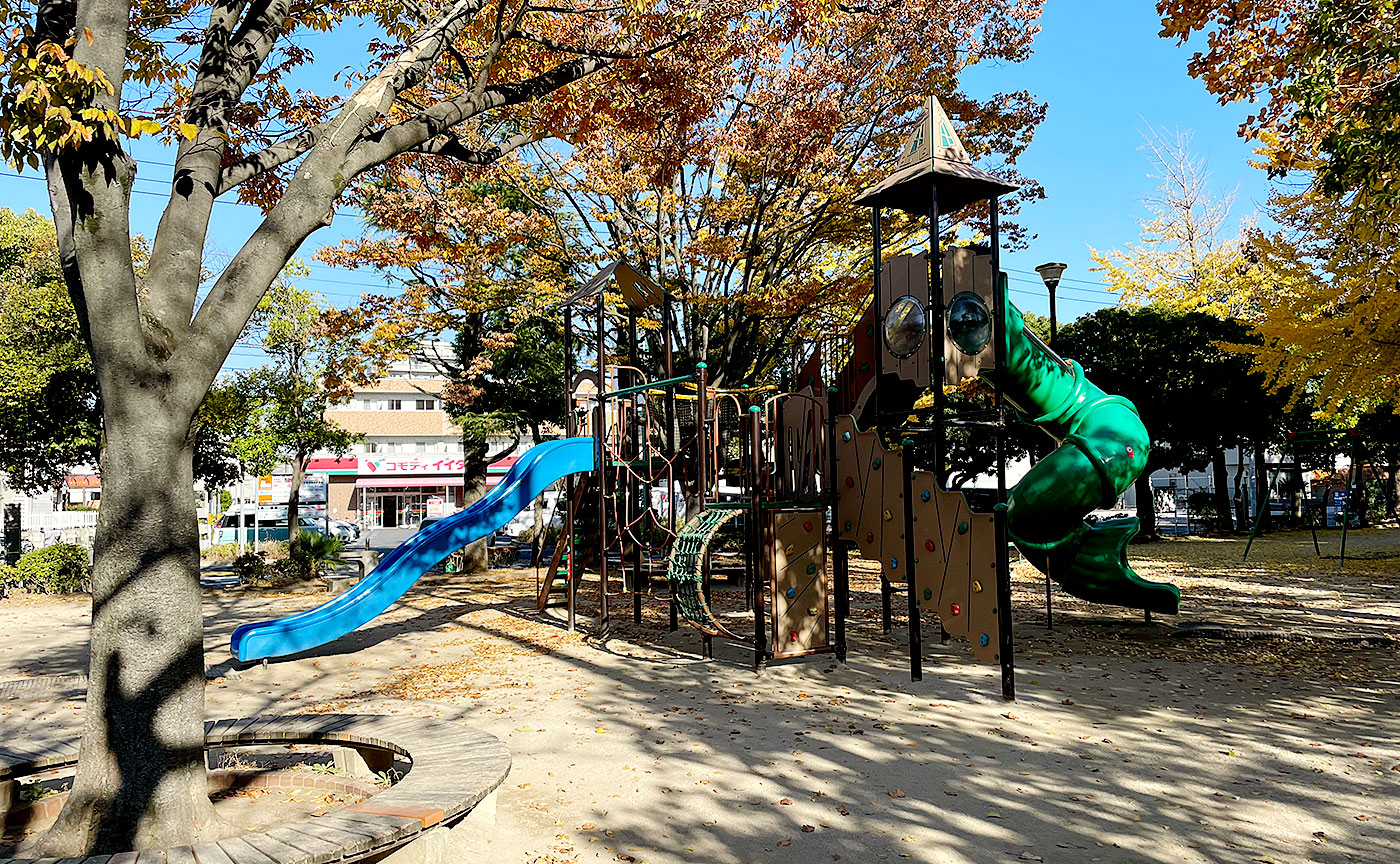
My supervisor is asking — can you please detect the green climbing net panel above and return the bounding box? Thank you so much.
[666,508,743,640]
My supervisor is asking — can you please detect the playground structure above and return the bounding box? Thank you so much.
[230,96,1183,700]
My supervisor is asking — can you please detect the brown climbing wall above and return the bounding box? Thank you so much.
[910,471,1000,663]
[835,413,1002,665]
[880,443,907,585]
[768,509,829,658]
[834,416,887,565]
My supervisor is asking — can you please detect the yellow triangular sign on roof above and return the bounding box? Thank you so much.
[896,96,970,169]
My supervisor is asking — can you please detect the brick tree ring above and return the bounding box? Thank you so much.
[0,714,511,864]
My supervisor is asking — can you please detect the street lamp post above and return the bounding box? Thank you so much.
[1033,261,1067,631]
[1035,262,1067,350]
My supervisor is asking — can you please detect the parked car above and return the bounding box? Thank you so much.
[416,516,442,533]
[214,508,332,544]
[327,518,360,541]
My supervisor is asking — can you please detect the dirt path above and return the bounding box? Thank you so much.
[1,529,1397,863]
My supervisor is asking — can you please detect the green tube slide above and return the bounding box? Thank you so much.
[996,293,1180,615]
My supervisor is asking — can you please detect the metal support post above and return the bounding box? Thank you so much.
[991,197,1015,701]
[827,386,847,662]
[749,406,767,673]
[903,438,921,681]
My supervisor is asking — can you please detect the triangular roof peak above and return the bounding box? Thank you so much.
[855,95,1018,215]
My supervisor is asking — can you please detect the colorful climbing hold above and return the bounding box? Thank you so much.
[1126,445,1134,457]
[888,557,898,570]
[950,603,961,616]
[979,633,989,646]
[924,539,934,552]
[845,476,854,488]
[920,490,931,502]
[865,531,874,544]
[791,630,799,642]
[957,521,969,535]
[883,509,892,521]
[842,431,852,442]
[806,562,817,575]
[872,457,882,469]
[844,520,852,531]
[785,544,794,556]
[923,588,932,601]
[785,587,796,599]
[971,579,982,593]
[803,521,813,532]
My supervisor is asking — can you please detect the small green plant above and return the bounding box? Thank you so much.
[279,531,346,581]
[20,781,62,802]
[0,562,22,593]
[231,551,270,582]
[13,543,90,593]
[303,762,345,776]
[373,768,401,788]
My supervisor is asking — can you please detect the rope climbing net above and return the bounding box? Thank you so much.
[665,508,744,639]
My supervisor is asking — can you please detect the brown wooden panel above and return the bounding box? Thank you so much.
[879,253,932,388]
[777,389,825,503]
[942,247,997,386]
[768,509,829,657]
[879,445,907,584]
[833,416,884,565]
[909,471,1000,663]
[835,303,877,418]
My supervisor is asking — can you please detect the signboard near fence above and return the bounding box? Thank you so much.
[258,474,328,504]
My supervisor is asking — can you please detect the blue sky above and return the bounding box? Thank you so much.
[0,4,1270,369]
[977,0,1270,318]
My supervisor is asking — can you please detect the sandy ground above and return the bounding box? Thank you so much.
[2,528,1398,864]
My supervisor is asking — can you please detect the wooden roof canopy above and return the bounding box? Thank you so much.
[563,259,665,311]
[854,96,1019,215]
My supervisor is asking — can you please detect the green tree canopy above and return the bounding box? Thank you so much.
[0,207,98,493]
[1057,305,1291,533]
[220,268,357,555]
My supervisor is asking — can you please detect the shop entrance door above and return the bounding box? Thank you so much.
[378,494,400,528]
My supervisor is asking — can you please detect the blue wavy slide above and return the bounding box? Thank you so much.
[230,436,597,662]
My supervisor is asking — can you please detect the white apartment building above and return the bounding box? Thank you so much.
[315,345,529,529]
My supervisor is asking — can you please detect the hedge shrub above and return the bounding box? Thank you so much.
[11,544,91,594]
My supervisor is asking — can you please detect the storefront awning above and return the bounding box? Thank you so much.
[354,476,466,489]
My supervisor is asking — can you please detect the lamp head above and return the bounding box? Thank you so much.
[1035,261,1068,290]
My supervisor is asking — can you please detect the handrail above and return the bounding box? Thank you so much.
[600,373,693,401]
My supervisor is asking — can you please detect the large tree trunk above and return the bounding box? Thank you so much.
[1211,449,1233,532]
[1133,473,1157,539]
[34,399,219,855]
[1386,463,1398,520]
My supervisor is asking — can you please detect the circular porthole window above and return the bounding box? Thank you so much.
[883,295,927,359]
[946,291,993,355]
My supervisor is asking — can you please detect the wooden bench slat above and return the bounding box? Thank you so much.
[214,837,275,864]
[239,833,310,864]
[261,827,345,864]
[189,843,235,864]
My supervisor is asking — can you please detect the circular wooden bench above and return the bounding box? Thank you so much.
[0,713,511,864]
